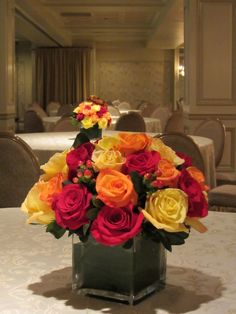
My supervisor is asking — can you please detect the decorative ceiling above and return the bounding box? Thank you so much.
[15,0,184,49]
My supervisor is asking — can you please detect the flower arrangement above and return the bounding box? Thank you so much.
[21,104,208,250]
[71,95,112,139]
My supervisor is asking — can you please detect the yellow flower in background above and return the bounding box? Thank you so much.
[92,104,101,112]
[142,188,188,233]
[97,136,120,150]
[81,117,94,129]
[92,149,126,171]
[21,183,55,225]
[40,150,68,180]
[149,138,184,166]
[98,117,108,129]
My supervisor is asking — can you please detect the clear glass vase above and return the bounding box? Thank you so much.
[72,235,166,305]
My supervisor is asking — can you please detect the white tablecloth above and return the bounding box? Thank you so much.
[0,208,235,313]
[17,131,216,188]
[42,116,162,133]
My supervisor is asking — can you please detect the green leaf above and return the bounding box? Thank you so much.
[86,207,99,220]
[72,132,90,148]
[80,124,102,140]
[130,171,145,194]
[91,197,104,208]
[46,220,66,239]
[122,238,133,249]
[63,180,72,186]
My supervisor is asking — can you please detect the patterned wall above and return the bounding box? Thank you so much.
[96,52,173,109]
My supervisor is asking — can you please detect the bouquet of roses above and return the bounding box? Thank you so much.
[21,110,208,250]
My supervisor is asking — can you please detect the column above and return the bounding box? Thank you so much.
[0,0,15,132]
[184,0,236,181]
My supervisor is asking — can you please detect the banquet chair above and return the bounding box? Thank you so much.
[137,101,156,117]
[208,184,236,212]
[27,102,48,118]
[108,105,120,116]
[164,111,185,133]
[24,110,45,133]
[193,118,226,167]
[157,132,205,174]
[115,112,146,132]
[47,101,61,116]
[0,132,40,207]
[117,101,131,111]
[53,116,80,132]
[57,104,73,116]
[151,107,171,131]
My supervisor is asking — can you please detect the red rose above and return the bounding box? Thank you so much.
[66,142,94,171]
[176,152,192,168]
[91,204,144,246]
[66,142,94,180]
[123,151,161,175]
[178,170,208,217]
[52,184,92,230]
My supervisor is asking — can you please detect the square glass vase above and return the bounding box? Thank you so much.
[72,235,166,305]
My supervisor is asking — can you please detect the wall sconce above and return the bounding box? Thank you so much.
[179,65,185,77]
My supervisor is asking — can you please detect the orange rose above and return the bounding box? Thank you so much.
[118,133,150,156]
[186,166,209,191]
[38,173,64,205]
[96,169,137,208]
[155,159,180,187]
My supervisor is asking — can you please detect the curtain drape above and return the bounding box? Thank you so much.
[35,48,91,109]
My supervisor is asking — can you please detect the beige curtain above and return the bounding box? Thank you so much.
[35,48,91,109]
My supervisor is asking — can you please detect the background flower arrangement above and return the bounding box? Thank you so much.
[22,97,208,250]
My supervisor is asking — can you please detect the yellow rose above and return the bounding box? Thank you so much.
[98,117,108,129]
[149,138,184,166]
[40,150,68,180]
[97,136,120,150]
[92,149,126,171]
[73,106,81,114]
[21,182,55,224]
[92,104,101,112]
[142,188,188,232]
[81,117,94,129]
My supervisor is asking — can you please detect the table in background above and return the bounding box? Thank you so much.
[42,116,162,133]
[0,208,235,313]
[42,116,61,131]
[18,131,216,188]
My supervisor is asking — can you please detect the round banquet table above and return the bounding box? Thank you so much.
[17,131,216,188]
[0,208,235,313]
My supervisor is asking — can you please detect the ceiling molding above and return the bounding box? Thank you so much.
[15,0,71,46]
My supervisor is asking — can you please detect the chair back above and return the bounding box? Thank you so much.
[28,102,48,118]
[151,107,171,130]
[115,112,146,132]
[193,118,225,167]
[164,111,185,133]
[157,132,205,174]
[108,105,120,116]
[0,132,40,207]
[57,104,73,116]
[47,101,61,116]
[24,110,45,133]
[117,102,131,111]
[53,116,79,132]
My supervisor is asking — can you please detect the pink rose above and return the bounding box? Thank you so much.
[123,151,161,175]
[52,184,92,230]
[91,204,144,246]
[178,170,208,218]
